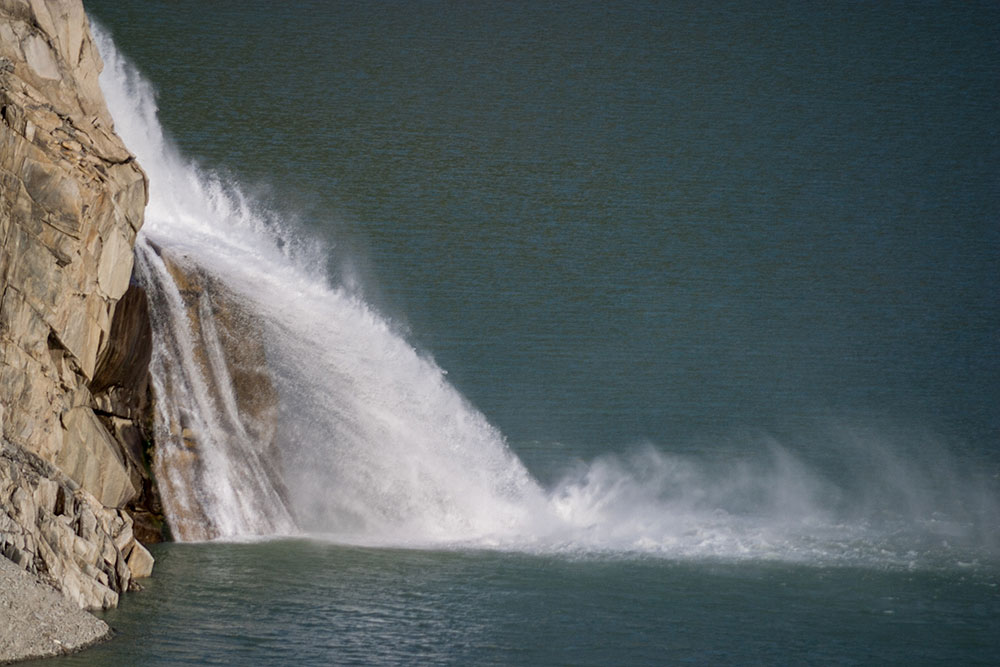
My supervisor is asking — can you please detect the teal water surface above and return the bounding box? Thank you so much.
[70,0,1000,663]
[36,540,1000,665]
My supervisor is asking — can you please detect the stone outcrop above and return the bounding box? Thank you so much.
[0,440,152,609]
[0,0,157,610]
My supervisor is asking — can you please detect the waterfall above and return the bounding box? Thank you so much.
[92,21,997,565]
[94,23,548,546]
[135,240,296,540]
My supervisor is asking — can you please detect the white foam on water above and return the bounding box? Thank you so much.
[92,22,998,567]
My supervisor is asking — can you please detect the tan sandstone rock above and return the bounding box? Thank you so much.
[57,406,136,509]
[1,0,157,610]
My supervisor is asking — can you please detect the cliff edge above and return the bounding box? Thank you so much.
[0,0,155,619]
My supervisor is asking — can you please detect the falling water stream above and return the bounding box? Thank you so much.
[92,18,1000,567]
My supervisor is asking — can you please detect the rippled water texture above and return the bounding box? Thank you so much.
[36,541,1000,666]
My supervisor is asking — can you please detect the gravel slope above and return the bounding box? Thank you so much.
[0,557,110,664]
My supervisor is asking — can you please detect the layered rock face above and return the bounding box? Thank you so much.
[1,441,151,609]
[0,0,155,609]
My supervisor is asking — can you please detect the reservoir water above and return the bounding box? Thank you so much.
[42,1,1000,663]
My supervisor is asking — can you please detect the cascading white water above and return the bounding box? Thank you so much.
[93,23,997,563]
[94,23,549,546]
[135,241,297,540]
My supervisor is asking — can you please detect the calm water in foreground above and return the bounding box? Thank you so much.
[36,540,1000,665]
[45,0,1000,663]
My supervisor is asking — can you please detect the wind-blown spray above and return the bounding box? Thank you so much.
[93,22,997,566]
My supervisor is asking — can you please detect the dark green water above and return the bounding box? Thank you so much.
[35,541,1000,665]
[67,1,1000,663]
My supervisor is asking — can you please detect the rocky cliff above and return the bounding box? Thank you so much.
[0,0,155,610]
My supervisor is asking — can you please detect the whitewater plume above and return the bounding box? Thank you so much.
[94,22,546,545]
[93,22,998,566]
